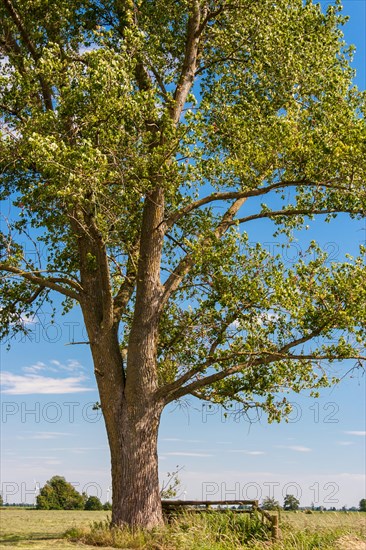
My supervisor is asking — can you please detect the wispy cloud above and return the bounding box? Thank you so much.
[337,441,353,446]
[22,362,47,374]
[276,445,312,453]
[22,455,60,460]
[0,372,94,394]
[48,446,107,452]
[344,431,366,437]
[289,446,312,453]
[21,359,85,375]
[50,359,84,373]
[229,450,266,456]
[17,431,73,440]
[161,438,203,443]
[164,452,213,457]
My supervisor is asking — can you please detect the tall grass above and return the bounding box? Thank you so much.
[65,510,270,549]
[64,510,366,549]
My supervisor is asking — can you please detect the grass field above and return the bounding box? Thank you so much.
[0,508,365,549]
[0,509,112,549]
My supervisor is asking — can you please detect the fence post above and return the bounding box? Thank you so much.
[271,513,279,541]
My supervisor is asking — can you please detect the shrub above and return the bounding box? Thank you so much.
[84,496,103,511]
[36,476,85,510]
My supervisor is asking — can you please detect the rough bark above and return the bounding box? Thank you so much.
[109,401,163,528]
[85,320,164,527]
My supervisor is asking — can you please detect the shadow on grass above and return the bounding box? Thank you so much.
[0,534,59,544]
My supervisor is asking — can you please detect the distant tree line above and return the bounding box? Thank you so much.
[261,495,366,512]
[1,486,365,512]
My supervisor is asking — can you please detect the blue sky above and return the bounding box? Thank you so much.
[1,1,365,509]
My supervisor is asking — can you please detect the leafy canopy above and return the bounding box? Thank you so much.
[1,0,365,420]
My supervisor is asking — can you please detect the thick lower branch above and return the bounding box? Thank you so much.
[0,264,81,301]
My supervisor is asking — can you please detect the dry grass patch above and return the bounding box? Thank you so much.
[335,534,366,550]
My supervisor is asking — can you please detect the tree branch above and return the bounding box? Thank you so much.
[196,5,225,36]
[84,215,116,331]
[24,285,45,304]
[161,196,247,306]
[164,179,356,229]
[0,264,81,301]
[2,0,38,59]
[0,103,25,121]
[1,20,26,74]
[113,249,138,322]
[1,0,53,110]
[148,62,168,100]
[234,207,363,225]
[157,325,333,403]
[170,1,202,124]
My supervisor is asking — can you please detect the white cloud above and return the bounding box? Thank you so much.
[0,371,94,394]
[337,441,354,446]
[344,431,366,437]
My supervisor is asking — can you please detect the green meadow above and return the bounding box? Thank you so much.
[0,508,365,549]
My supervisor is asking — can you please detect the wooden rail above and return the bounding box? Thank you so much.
[162,499,258,516]
[161,500,279,541]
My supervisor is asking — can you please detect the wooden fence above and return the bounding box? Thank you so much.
[161,499,279,541]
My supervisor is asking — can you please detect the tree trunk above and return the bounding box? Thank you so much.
[109,403,164,528]
[79,186,166,529]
